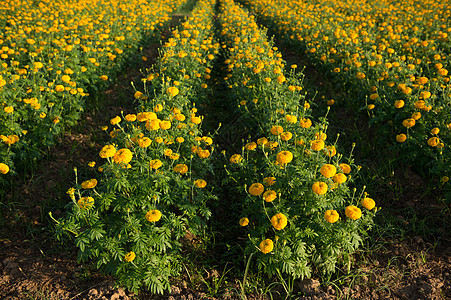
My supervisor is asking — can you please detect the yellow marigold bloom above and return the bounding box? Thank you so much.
[194,179,207,188]
[427,137,439,147]
[311,140,325,151]
[149,159,162,169]
[176,137,184,143]
[81,179,97,189]
[113,148,133,164]
[88,161,96,168]
[394,100,405,108]
[198,149,210,159]
[137,112,157,122]
[285,114,297,123]
[361,197,375,210]
[259,239,274,254]
[134,91,143,99]
[356,72,366,79]
[277,75,286,83]
[239,217,249,227]
[0,163,10,174]
[396,134,407,143]
[110,116,121,125]
[174,164,188,174]
[100,75,108,81]
[263,190,277,202]
[270,125,284,135]
[125,114,137,122]
[324,210,339,223]
[431,128,440,135]
[263,177,276,186]
[146,119,160,131]
[271,213,288,230]
[145,209,162,222]
[124,251,136,262]
[61,75,71,83]
[4,106,14,113]
[167,86,179,97]
[55,85,65,92]
[257,137,268,146]
[339,163,351,174]
[138,137,152,148]
[280,132,292,141]
[323,145,337,157]
[441,176,449,183]
[249,183,264,196]
[160,120,171,130]
[402,118,415,128]
[411,112,421,120]
[312,182,328,195]
[175,113,186,121]
[245,142,257,151]
[191,116,201,124]
[345,205,362,220]
[333,173,347,184]
[230,154,242,164]
[276,151,293,165]
[417,77,428,85]
[320,164,337,178]
[99,145,117,158]
[77,197,94,210]
[154,104,163,112]
[299,118,312,128]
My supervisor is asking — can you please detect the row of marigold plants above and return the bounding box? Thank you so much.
[240,0,450,201]
[0,0,185,183]
[54,0,220,294]
[218,0,377,285]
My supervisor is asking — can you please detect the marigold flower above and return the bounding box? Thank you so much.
[99,145,117,158]
[100,75,108,81]
[333,173,347,184]
[361,197,375,210]
[324,210,339,223]
[263,190,277,202]
[134,91,143,99]
[312,182,328,195]
[280,132,292,141]
[124,251,136,262]
[257,137,268,146]
[239,217,249,227]
[259,239,274,254]
[125,114,137,122]
[146,209,162,222]
[339,163,351,174]
[311,140,325,151]
[55,85,65,92]
[230,154,242,164]
[110,116,121,125]
[441,176,449,183]
[430,128,440,135]
[194,179,207,188]
[198,149,210,158]
[167,86,179,97]
[0,163,10,174]
[173,164,188,174]
[137,112,157,122]
[402,118,415,128]
[276,151,293,165]
[263,177,276,186]
[271,213,288,230]
[427,137,439,147]
[345,205,362,220]
[396,134,407,143]
[77,197,94,210]
[113,148,133,164]
[159,120,171,130]
[81,179,97,189]
[191,116,201,124]
[320,164,337,178]
[249,183,264,196]
[4,106,13,113]
[149,159,162,169]
[270,125,283,135]
[394,100,404,108]
[245,142,257,151]
[299,118,312,128]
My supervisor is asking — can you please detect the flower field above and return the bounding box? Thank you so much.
[0,0,449,299]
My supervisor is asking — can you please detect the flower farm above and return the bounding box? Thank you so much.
[0,0,449,298]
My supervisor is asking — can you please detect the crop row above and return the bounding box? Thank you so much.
[240,0,450,200]
[0,0,184,180]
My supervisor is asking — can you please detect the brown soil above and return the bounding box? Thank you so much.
[0,17,450,300]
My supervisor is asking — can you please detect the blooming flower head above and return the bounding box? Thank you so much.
[245,142,257,151]
[270,125,283,135]
[259,239,274,254]
[138,137,152,148]
[99,145,117,158]
[311,140,325,151]
[230,154,242,164]
[149,159,163,170]
[361,197,375,210]
[249,183,264,196]
[320,164,337,178]
[263,177,276,186]
[271,213,288,230]
[0,163,10,174]
[396,134,407,143]
[167,86,179,97]
[333,173,347,184]
[174,164,188,175]
[324,210,339,223]
[339,163,351,174]
[113,148,133,164]
[345,205,362,220]
[77,197,94,210]
[276,151,293,165]
[263,190,277,202]
[239,217,249,227]
[194,179,207,188]
[81,179,97,189]
[312,182,328,195]
[145,209,162,222]
[124,251,136,262]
